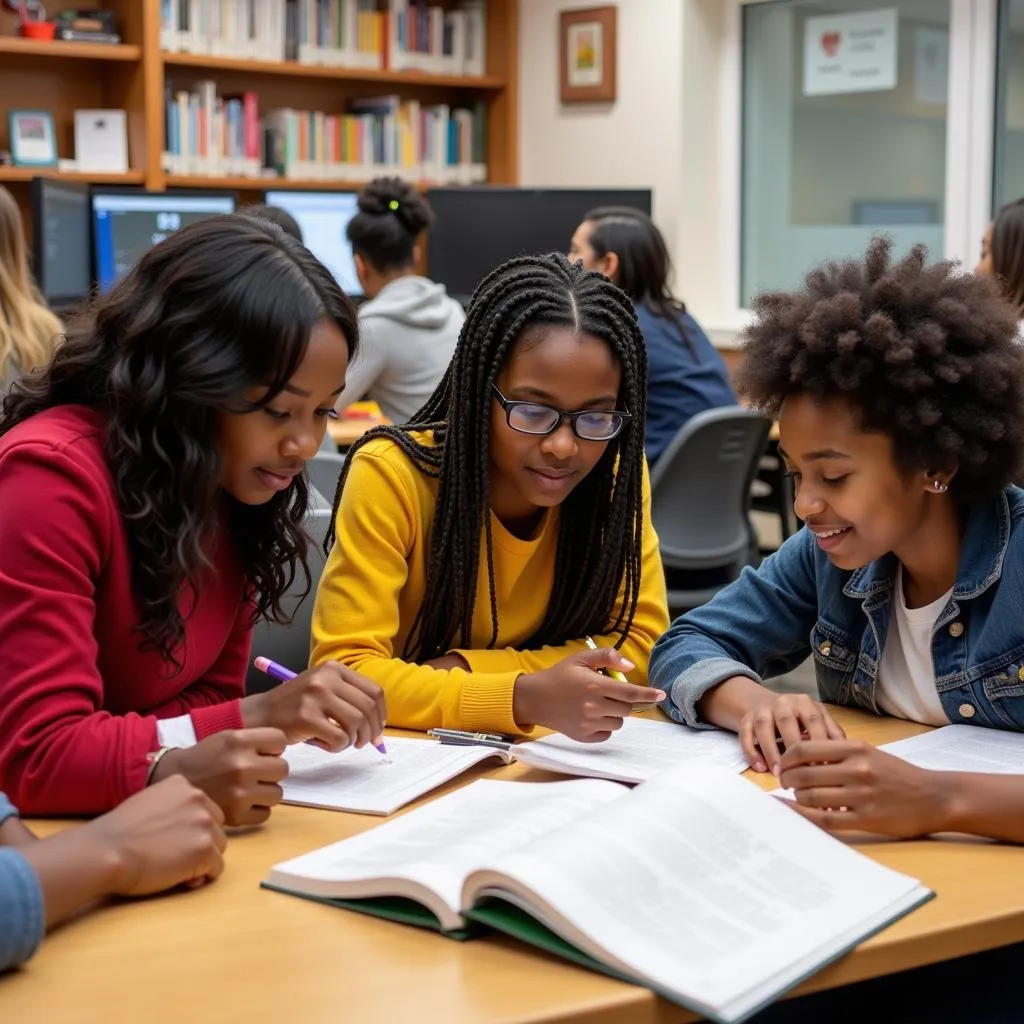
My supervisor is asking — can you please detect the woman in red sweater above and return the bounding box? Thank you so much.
[0,215,385,823]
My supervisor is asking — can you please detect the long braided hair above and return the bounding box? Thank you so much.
[327,252,648,662]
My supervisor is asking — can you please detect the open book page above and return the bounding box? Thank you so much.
[266,778,626,931]
[513,716,748,783]
[465,767,927,1022]
[282,736,509,815]
[879,724,1024,773]
[774,724,1024,804]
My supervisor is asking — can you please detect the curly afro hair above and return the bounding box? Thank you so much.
[739,236,1024,500]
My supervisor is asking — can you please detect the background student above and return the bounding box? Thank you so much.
[1,777,226,974]
[568,206,736,466]
[650,237,1024,844]
[313,253,669,742]
[240,203,304,244]
[336,177,464,423]
[0,185,63,396]
[0,216,385,823]
[976,195,1024,335]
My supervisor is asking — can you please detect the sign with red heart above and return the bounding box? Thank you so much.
[804,8,897,96]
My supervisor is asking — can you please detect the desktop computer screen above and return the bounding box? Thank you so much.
[425,187,655,301]
[263,190,361,296]
[91,189,236,293]
[30,177,92,310]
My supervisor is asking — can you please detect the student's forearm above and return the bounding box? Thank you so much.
[19,829,122,929]
[697,675,775,731]
[0,816,36,848]
[937,773,1024,843]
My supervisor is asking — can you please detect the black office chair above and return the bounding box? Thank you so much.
[649,407,772,617]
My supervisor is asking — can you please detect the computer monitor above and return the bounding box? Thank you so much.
[425,187,655,300]
[30,177,92,310]
[262,190,361,296]
[91,188,237,293]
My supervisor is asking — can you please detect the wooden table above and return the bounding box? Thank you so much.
[327,402,389,449]
[4,708,1024,1023]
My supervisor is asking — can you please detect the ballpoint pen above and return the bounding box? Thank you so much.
[584,636,629,683]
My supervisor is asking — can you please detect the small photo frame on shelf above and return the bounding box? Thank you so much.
[559,6,617,104]
[8,110,57,167]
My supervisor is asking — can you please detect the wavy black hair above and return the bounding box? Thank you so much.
[346,176,434,273]
[327,252,648,661]
[579,206,695,352]
[740,236,1024,500]
[1,214,358,666]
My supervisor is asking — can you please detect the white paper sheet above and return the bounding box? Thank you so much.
[281,736,506,815]
[513,716,748,783]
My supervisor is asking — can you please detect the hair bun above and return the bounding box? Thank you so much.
[357,176,435,236]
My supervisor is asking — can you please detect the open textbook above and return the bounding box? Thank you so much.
[282,716,747,815]
[264,768,931,1024]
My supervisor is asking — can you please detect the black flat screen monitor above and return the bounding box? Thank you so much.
[91,188,236,293]
[426,187,654,300]
[30,177,92,309]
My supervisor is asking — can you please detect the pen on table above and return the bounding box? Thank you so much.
[583,636,629,683]
[427,729,513,751]
[428,728,513,743]
[252,656,389,757]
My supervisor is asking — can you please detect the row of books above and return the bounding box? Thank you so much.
[161,82,487,184]
[159,0,487,77]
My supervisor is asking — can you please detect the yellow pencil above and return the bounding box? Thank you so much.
[584,635,629,683]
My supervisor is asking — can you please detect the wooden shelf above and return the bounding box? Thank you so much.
[161,52,505,89]
[163,174,433,192]
[0,37,141,61]
[0,168,146,184]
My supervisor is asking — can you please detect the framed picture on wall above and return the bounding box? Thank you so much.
[9,110,57,167]
[559,6,617,104]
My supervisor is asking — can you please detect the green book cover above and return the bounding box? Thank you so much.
[260,882,481,941]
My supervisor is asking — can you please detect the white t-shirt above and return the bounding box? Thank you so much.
[875,568,952,727]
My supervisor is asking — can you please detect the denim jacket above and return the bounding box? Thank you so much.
[652,486,1024,732]
[0,792,44,973]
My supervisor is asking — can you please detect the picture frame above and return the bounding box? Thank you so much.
[9,110,57,167]
[559,6,617,104]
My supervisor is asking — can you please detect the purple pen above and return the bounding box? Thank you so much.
[253,656,389,756]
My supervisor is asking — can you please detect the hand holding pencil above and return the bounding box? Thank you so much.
[241,659,388,755]
[512,645,665,744]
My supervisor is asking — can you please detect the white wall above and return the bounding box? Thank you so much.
[517,0,685,269]
[517,0,733,337]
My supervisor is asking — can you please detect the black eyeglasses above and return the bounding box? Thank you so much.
[490,384,632,442]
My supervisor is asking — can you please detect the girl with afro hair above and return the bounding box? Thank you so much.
[652,236,1024,845]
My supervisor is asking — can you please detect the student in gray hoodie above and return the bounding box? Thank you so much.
[337,178,464,423]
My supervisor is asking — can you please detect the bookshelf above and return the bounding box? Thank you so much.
[0,0,519,247]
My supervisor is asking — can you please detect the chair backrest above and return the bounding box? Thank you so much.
[244,507,333,694]
[649,406,771,570]
[306,451,346,509]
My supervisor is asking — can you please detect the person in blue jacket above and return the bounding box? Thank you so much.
[1,777,225,972]
[569,207,737,466]
[651,236,1024,846]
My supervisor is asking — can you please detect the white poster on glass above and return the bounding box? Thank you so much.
[803,7,898,97]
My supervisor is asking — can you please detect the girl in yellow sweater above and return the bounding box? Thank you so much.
[312,253,669,740]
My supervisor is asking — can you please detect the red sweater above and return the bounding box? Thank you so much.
[0,406,250,815]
